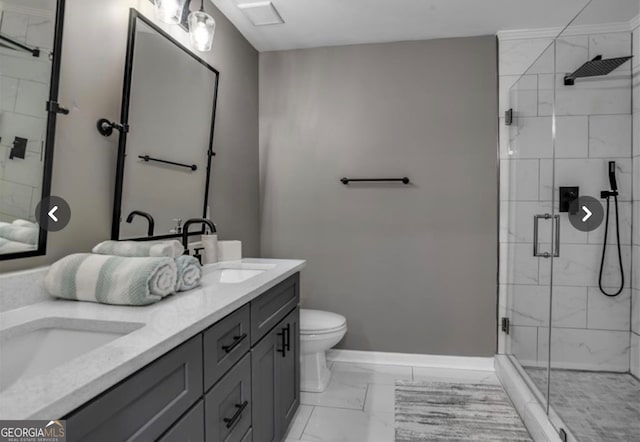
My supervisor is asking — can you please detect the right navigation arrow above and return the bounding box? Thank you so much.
[582,206,592,222]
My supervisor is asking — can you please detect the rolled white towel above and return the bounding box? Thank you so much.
[175,255,202,292]
[0,237,37,253]
[44,253,177,306]
[12,219,38,228]
[0,223,38,245]
[92,240,184,258]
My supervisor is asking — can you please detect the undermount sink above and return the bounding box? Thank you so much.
[205,263,276,284]
[209,268,265,283]
[0,318,142,392]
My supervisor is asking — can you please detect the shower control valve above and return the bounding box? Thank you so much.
[559,186,580,214]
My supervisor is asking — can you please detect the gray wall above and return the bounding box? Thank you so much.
[0,0,259,273]
[260,36,498,356]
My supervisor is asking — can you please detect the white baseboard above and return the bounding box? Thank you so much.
[326,349,495,371]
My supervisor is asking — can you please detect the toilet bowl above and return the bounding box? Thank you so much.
[300,309,347,393]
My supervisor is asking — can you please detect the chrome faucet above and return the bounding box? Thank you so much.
[182,218,216,255]
[126,210,155,236]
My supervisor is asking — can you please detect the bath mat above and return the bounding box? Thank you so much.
[395,381,531,441]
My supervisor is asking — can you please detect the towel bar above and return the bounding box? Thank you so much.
[340,177,410,185]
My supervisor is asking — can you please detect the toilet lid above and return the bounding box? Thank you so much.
[300,309,346,334]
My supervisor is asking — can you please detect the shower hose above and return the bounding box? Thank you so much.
[598,193,624,297]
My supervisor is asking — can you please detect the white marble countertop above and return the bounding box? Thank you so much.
[0,258,305,419]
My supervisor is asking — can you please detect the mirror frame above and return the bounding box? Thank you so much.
[111,9,219,242]
[0,0,66,261]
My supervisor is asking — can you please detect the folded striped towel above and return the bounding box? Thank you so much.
[0,223,38,245]
[44,253,177,306]
[92,240,184,258]
[12,219,38,228]
[175,255,202,292]
[0,237,37,253]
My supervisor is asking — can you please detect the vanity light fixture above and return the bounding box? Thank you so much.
[153,0,188,25]
[188,0,216,52]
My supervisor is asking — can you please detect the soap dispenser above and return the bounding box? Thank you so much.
[202,228,218,264]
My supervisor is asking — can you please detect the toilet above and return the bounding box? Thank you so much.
[300,309,347,393]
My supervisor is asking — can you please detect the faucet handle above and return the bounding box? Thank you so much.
[170,218,183,234]
[193,247,204,265]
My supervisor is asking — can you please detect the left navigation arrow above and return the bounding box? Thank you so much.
[48,206,59,222]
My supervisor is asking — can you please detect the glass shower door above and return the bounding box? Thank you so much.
[502,41,558,404]
[547,0,638,439]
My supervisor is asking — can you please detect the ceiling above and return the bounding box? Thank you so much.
[210,0,639,52]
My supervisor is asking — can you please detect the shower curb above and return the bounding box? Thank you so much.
[494,355,562,442]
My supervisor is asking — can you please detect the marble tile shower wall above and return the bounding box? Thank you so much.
[499,32,634,372]
[0,10,53,223]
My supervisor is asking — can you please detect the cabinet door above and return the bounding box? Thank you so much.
[277,307,300,435]
[250,327,279,442]
[251,307,300,442]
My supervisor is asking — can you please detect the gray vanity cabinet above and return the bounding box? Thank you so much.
[64,273,300,442]
[251,307,300,442]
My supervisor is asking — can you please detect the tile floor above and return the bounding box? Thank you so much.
[525,367,640,442]
[284,361,500,442]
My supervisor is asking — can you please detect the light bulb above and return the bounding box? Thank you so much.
[188,10,215,52]
[195,24,208,46]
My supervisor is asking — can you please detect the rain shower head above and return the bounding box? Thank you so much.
[564,55,632,86]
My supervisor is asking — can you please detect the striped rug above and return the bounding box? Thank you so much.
[395,381,531,441]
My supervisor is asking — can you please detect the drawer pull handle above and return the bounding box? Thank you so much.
[222,333,247,353]
[277,327,287,357]
[284,323,291,352]
[224,400,249,429]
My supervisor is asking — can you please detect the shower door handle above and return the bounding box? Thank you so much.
[533,214,560,258]
[552,215,560,257]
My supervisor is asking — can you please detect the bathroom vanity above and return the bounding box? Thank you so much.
[0,259,305,442]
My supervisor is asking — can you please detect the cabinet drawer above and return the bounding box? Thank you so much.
[205,353,252,442]
[204,304,250,390]
[250,273,299,344]
[158,400,205,442]
[66,335,203,442]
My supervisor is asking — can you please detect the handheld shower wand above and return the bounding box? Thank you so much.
[608,161,618,192]
[599,161,624,297]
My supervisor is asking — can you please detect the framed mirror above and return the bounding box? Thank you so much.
[111,9,219,241]
[0,0,65,261]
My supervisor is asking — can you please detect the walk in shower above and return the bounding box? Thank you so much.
[499,0,640,440]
